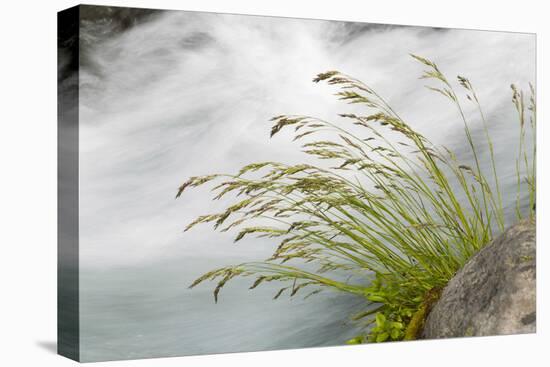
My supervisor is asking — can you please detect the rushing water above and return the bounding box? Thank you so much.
[74,8,535,362]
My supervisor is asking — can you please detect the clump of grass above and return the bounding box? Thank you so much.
[176,55,536,343]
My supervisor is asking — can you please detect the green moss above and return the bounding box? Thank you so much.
[404,287,442,340]
[520,255,534,263]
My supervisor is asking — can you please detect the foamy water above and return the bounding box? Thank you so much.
[74,10,535,361]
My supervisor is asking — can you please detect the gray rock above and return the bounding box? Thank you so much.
[422,218,536,339]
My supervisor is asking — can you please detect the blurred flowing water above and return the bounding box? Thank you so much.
[74,8,535,361]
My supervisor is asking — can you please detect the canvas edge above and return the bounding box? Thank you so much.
[57,4,80,362]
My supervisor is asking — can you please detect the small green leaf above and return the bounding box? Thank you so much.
[391,329,401,340]
[346,336,364,345]
[368,295,386,303]
[392,322,404,330]
[376,332,389,343]
[375,313,386,327]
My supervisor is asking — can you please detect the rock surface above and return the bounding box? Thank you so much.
[422,218,536,339]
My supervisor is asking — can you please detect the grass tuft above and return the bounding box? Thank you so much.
[177,55,536,342]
